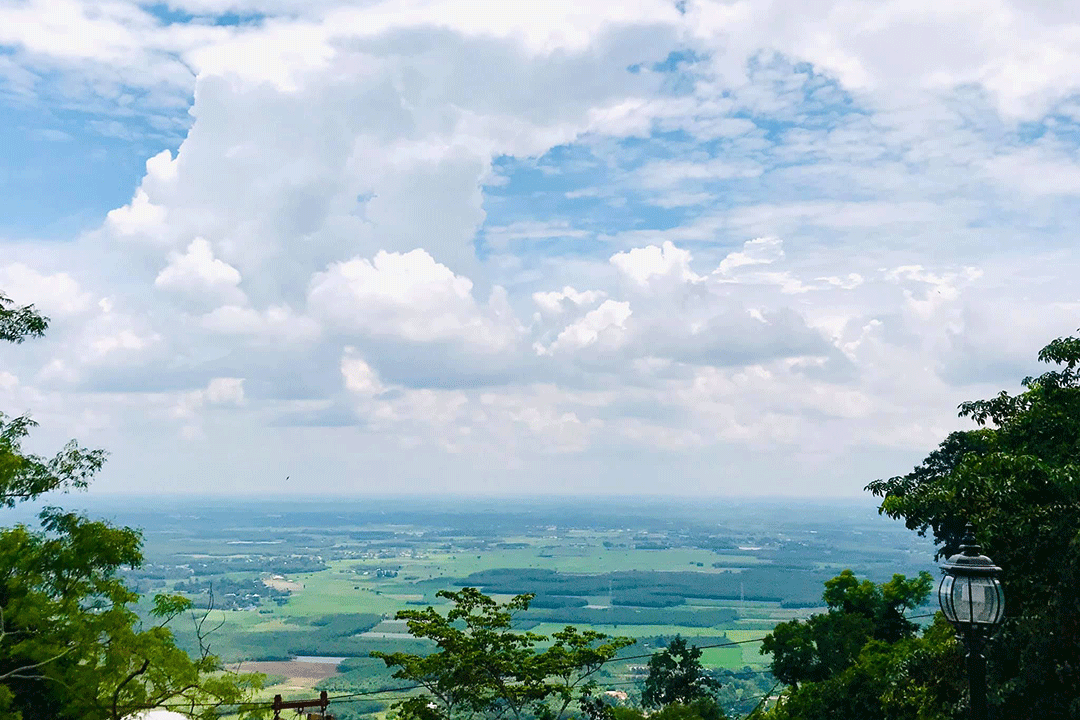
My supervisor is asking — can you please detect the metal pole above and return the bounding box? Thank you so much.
[966,632,988,720]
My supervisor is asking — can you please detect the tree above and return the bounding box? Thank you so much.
[609,698,726,720]
[760,570,932,689]
[641,636,722,710]
[754,616,964,720]
[867,334,1080,719]
[0,294,46,345]
[751,569,963,720]
[755,570,959,720]
[372,587,635,720]
[0,293,263,719]
[0,295,103,508]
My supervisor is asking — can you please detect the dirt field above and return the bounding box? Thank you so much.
[262,575,305,592]
[229,660,340,689]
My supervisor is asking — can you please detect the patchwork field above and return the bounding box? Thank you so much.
[229,660,342,690]
[96,496,937,719]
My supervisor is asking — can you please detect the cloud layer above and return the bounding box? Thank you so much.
[1,0,1079,496]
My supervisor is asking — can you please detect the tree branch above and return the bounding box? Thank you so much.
[0,646,75,681]
[0,606,77,681]
[111,658,151,720]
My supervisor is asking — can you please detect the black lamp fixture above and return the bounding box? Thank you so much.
[938,523,1005,720]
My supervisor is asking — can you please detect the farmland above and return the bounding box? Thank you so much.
[62,495,937,718]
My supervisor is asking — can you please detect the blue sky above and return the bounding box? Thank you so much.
[1,0,1079,497]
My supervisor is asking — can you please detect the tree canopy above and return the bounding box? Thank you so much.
[610,698,727,720]
[372,587,634,720]
[756,570,961,720]
[0,293,263,720]
[0,294,47,345]
[867,334,1080,719]
[641,636,723,711]
[760,569,932,688]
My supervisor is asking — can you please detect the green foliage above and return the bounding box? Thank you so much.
[642,636,723,710]
[0,294,103,507]
[758,616,964,720]
[760,569,931,688]
[867,334,1080,719]
[372,587,635,720]
[755,570,954,720]
[0,294,47,344]
[822,570,933,644]
[610,699,727,720]
[0,509,266,719]
[0,292,263,720]
[0,413,107,508]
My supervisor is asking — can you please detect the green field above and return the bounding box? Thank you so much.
[104,496,936,718]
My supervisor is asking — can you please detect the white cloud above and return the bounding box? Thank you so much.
[105,189,168,239]
[886,264,983,318]
[144,149,179,185]
[532,286,607,315]
[715,237,784,275]
[637,158,762,188]
[91,329,153,357]
[155,237,244,304]
[610,241,704,289]
[2,0,1079,496]
[205,377,245,405]
[983,145,1080,196]
[0,263,92,316]
[540,299,632,355]
[484,220,590,251]
[200,304,320,344]
[341,348,383,396]
[170,377,246,429]
[308,249,521,351]
[818,274,864,290]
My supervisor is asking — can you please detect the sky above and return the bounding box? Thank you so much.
[1,0,1079,498]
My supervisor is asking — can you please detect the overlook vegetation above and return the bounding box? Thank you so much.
[750,333,1080,719]
[868,335,1080,719]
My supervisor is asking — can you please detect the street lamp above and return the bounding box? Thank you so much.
[938,523,1005,720]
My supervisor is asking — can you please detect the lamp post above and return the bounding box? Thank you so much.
[937,523,1005,720]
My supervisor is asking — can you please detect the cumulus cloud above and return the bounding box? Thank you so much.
[170,377,246,439]
[532,287,607,316]
[105,189,168,239]
[0,264,92,317]
[715,237,784,275]
[610,241,704,289]
[341,348,384,396]
[200,305,319,344]
[539,300,633,355]
[155,238,244,305]
[308,249,521,351]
